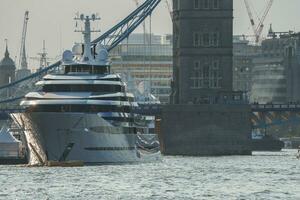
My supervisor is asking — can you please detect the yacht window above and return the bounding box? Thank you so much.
[43,84,122,93]
[27,105,132,113]
[65,65,110,75]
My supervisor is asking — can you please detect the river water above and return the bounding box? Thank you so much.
[0,150,299,200]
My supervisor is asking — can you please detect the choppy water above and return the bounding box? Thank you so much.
[0,150,299,200]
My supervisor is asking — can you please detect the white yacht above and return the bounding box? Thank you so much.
[12,14,161,164]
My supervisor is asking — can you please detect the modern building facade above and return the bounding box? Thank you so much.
[233,36,261,93]
[251,57,286,103]
[171,0,234,104]
[283,33,300,102]
[250,32,300,103]
[110,33,173,103]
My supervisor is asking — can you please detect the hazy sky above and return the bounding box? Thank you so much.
[0,0,299,69]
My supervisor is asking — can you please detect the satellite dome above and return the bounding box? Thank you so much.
[62,50,74,63]
[95,43,108,63]
[72,43,83,56]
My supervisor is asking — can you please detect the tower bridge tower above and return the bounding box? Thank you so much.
[171,0,233,104]
[161,0,252,156]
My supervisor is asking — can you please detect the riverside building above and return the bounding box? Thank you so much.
[232,36,261,94]
[110,33,173,104]
[250,31,300,103]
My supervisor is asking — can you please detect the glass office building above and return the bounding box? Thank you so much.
[110,33,173,103]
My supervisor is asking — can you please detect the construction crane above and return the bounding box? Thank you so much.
[165,0,172,21]
[244,0,274,44]
[133,0,146,30]
[133,0,139,7]
[132,0,152,94]
[132,0,150,44]
[19,11,29,70]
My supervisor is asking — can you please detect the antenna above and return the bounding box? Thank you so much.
[4,39,9,57]
[74,13,101,33]
[38,40,48,68]
[74,13,101,61]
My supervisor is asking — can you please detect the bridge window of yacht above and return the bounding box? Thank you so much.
[89,126,137,134]
[96,96,134,102]
[102,117,135,123]
[43,84,123,93]
[27,105,132,113]
[65,65,110,75]
[40,96,135,102]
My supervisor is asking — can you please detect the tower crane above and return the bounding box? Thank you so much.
[133,0,139,7]
[256,0,274,41]
[244,0,274,44]
[165,0,172,21]
[133,0,146,31]
[19,11,29,70]
[132,0,150,44]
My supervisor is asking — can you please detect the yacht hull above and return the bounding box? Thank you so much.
[11,112,161,165]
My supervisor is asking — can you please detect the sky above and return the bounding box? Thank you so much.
[0,0,299,69]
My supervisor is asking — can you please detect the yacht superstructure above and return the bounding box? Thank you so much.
[12,14,160,164]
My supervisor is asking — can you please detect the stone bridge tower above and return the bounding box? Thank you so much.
[162,0,252,156]
[171,0,233,104]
